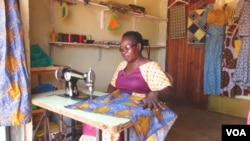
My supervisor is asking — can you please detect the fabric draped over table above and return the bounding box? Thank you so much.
[0,0,31,126]
[65,92,177,141]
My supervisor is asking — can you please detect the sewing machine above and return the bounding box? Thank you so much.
[55,66,95,99]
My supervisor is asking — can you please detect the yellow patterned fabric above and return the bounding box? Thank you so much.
[110,61,171,93]
[187,9,206,45]
[224,5,235,25]
[207,9,226,25]
[234,39,242,58]
[66,90,177,141]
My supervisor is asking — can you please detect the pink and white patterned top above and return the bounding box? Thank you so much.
[110,61,172,96]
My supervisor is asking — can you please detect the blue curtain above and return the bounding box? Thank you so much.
[0,0,31,126]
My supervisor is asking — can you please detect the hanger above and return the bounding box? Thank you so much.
[168,0,189,9]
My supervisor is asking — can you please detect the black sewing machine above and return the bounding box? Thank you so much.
[55,66,95,100]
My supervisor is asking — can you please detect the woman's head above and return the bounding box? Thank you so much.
[122,31,145,50]
[119,31,144,62]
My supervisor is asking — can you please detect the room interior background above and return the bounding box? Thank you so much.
[1,0,250,141]
[29,0,168,92]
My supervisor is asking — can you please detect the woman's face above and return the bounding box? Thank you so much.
[119,36,140,62]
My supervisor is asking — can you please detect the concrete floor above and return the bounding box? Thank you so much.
[165,102,246,141]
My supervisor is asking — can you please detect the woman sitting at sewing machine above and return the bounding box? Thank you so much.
[80,31,174,141]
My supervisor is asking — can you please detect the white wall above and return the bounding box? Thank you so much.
[49,45,165,91]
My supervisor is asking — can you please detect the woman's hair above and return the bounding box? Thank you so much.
[122,31,144,51]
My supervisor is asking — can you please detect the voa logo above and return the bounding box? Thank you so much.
[226,129,247,136]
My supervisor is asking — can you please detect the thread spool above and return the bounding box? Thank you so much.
[78,35,83,43]
[57,33,63,42]
[67,34,72,42]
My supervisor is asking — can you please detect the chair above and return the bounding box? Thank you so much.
[165,72,174,85]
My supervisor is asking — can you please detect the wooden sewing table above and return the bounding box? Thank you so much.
[31,89,133,141]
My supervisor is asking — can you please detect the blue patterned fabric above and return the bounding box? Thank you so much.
[0,0,31,126]
[200,4,226,95]
[66,92,177,141]
[203,25,225,95]
[232,0,250,86]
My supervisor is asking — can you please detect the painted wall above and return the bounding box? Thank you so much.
[29,0,167,91]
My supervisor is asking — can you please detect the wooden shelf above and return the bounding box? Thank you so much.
[49,42,113,48]
[61,0,166,29]
[32,108,45,115]
[30,66,59,73]
[49,42,165,61]
[48,42,165,48]
[88,1,166,21]
[30,66,61,86]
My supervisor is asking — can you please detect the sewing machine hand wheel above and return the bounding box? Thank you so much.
[55,67,66,83]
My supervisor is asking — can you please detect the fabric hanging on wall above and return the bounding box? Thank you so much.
[232,0,250,86]
[200,4,226,95]
[234,39,242,58]
[224,4,235,26]
[169,4,186,39]
[187,9,206,46]
[0,0,31,126]
[220,22,248,97]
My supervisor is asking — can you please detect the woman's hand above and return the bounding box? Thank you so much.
[136,91,167,110]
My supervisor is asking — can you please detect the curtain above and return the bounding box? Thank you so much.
[0,0,31,127]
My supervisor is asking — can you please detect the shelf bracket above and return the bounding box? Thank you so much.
[132,17,137,30]
[100,9,109,29]
[98,47,102,61]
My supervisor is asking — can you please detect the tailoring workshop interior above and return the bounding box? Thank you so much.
[1,0,250,141]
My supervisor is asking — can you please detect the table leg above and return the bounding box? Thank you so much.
[45,111,52,141]
[71,119,76,140]
[102,131,120,141]
[96,129,101,141]
[124,128,129,141]
[33,111,46,141]
[32,110,53,141]
[110,133,120,141]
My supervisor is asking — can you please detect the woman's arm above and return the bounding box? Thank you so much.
[139,62,174,110]
[157,86,174,102]
[106,61,126,94]
[106,83,117,94]
[141,86,174,110]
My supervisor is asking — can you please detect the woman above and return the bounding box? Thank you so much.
[81,31,174,141]
[107,31,173,110]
